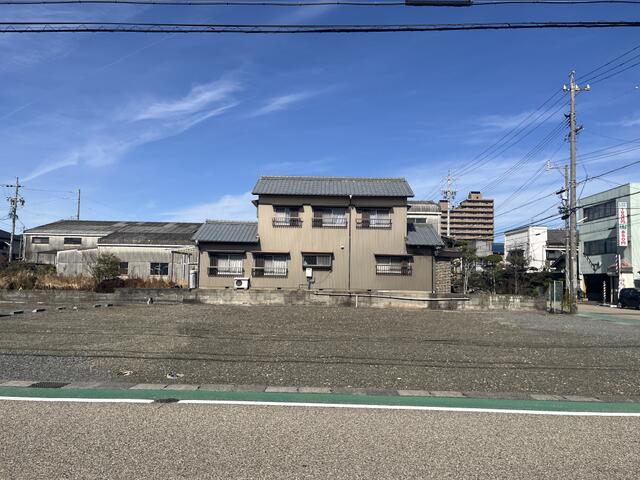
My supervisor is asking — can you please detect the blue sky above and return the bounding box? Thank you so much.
[1,2,639,238]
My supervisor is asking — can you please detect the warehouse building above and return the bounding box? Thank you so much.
[23,220,199,284]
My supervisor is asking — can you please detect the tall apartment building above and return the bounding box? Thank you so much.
[439,191,494,242]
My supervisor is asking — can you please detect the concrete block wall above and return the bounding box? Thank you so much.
[434,258,451,294]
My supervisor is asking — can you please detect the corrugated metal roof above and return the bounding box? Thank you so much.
[406,223,444,247]
[192,221,259,243]
[252,176,414,197]
[24,220,125,236]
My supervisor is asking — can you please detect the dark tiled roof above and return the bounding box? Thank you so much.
[547,229,566,246]
[406,223,444,247]
[192,221,259,244]
[253,176,414,197]
[98,223,200,246]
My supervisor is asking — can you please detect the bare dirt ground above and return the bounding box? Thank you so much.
[1,303,639,397]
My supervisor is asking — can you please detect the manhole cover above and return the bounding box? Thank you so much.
[154,398,180,404]
[30,382,69,389]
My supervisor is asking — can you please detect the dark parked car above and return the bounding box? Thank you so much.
[617,288,640,309]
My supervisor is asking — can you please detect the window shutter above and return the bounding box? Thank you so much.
[254,255,264,268]
[289,208,299,218]
[209,254,218,267]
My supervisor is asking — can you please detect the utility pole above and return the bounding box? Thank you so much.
[4,177,24,263]
[76,189,81,220]
[442,170,456,237]
[564,71,589,313]
[564,163,570,293]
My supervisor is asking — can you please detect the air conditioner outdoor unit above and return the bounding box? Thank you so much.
[234,277,249,290]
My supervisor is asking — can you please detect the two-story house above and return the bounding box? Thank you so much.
[193,176,450,292]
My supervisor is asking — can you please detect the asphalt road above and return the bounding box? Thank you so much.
[1,304,639,396]
[0,399,638,479]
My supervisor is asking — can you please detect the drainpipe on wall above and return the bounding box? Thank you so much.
[348,194,353,292]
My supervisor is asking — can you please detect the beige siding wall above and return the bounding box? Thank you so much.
[197,243,254,289]
[197,195,434,292]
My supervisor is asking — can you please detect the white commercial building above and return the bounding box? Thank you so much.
[504,226,566,271]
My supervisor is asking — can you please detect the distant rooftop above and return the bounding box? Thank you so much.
[192,221,259,244]
[25,220,200,246]
[408,200,440,213]
[252,176,414,198]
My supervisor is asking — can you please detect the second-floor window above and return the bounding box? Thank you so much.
[253,254,288,277]
[583,200,616,222]
[303,253,332,270]
[584,238,617,256]
[358,209,392,229]
[313,207,347,228]
[64,237,82,245]
[273,206,302,227]
[31,237,49,244]
[208,253,244,276]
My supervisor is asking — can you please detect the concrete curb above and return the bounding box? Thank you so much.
[0,380,630,403]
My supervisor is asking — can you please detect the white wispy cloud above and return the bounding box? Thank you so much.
[165,192,256,222]
[477,110,556,132]
[249,91,317,117]
[22,78,240,181]
[133,79,241,121]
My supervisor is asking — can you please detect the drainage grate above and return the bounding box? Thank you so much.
[29,382,69,389]
[154,398,179,404]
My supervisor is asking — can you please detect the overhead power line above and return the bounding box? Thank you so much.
[2,21,640,34]
[2,0,640,5]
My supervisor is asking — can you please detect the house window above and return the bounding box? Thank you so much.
[408,217,427,224]
[119,262,129,275]
[150,262,169,276]
[375,255,413,276]
[64,237,82,245]
[272,206,302,227]
[302,254,332,270]
[357,209,392,229]
[253,254,288,277]
[208,253,244,276]
[312,208,347,228]
[583,238,617,256]
[583,200,616,222]
[31,237,49,244]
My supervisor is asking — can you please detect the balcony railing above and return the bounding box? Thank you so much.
[272,217,303,228]
[357,218,392,229]
[376,264,412,276]
[208,266,244,277]
[252,266,289,277]
[312,217,348,228]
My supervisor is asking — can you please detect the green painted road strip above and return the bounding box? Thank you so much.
[1,386,640,414]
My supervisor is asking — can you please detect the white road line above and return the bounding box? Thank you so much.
[1,395,639,416]
[180,399,640,417]
[0,396,154,404]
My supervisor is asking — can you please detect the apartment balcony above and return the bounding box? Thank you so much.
[208,267,244,277]
[356,218,392,229]
[272,217,303,228]
[312,217,348,228]
[252,266,289,277]
[376,264,412,276]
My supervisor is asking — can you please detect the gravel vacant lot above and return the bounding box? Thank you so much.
[1,304,639,396]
